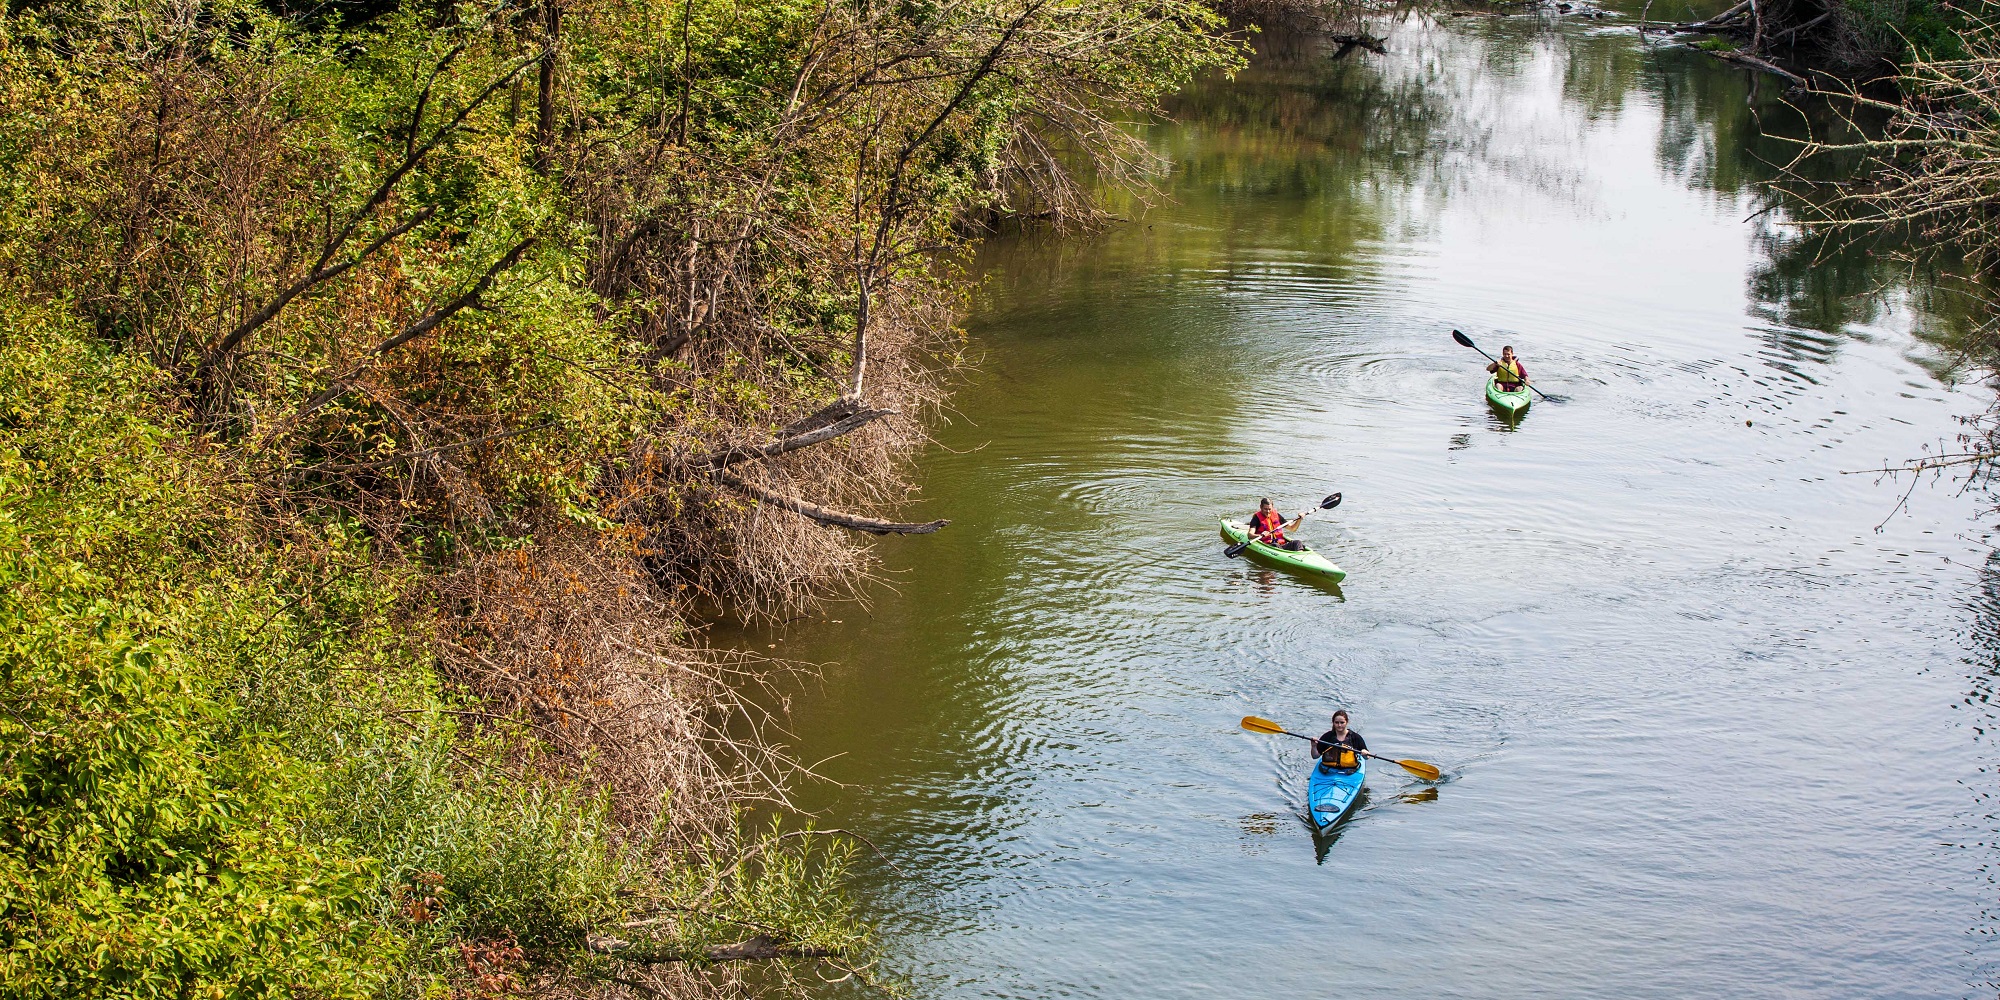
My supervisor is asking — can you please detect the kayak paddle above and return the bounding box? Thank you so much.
[1452,329,1554,402]
[1224,493,1341,559]
[1240,715,1443,782]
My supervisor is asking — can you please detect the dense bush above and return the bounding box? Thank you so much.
[0,0,1240,995]
[0,308,394,995]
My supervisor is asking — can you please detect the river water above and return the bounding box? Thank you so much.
[734,10,2000,999]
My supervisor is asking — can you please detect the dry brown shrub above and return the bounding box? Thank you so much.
[433,523,804,836]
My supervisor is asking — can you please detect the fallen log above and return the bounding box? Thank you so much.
[1672,0,1750,30]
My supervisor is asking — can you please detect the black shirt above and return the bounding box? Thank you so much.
[1312,729,1367,758]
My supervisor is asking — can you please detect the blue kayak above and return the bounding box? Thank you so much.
[1306,756,1366,831]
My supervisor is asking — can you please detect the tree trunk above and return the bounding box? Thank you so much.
[535,0,560,174]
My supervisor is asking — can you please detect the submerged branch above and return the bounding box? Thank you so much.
[1698,46,1808,85]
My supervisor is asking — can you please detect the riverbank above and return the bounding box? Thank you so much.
[0,2,1242,995]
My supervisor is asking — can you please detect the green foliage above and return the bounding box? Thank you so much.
[1836,0,1969,65]
[0,308,394,996]
[0,308,669,994]
[0,0,1244,993]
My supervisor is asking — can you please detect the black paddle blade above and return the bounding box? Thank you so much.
[1224,540,1252,558]
[1451,329,1476,349]
[1320,493,1342,510]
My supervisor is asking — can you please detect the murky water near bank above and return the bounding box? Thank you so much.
[731,10,2000,999]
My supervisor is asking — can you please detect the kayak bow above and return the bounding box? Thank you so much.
[1486,374,1531,417]
[1218,518,1346,582]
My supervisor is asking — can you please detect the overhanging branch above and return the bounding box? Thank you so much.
[720,472,946,534]
[696,402,895,469]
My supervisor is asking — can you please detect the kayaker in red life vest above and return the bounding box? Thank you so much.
[1312,710,1367,771]
[1487,345,1529,392]
[1248,497,1307,551]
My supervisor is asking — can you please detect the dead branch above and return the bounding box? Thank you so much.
[719,472,947,534]
[1695,45,1808,85]
[849,0,1050,400]
[1843,452,1995,475]
[1773,9,1834,44]
[200,206,437,373]
[696,405,896,469]
[1674,0,1750,31]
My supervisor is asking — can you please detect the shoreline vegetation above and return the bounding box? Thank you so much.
[1655,0,1965,80]
[0,0,1243,995]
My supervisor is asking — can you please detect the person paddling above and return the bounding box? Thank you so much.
[1487,345,1529,392]
[1248,497,1307,551]
[1312,709,1367,772]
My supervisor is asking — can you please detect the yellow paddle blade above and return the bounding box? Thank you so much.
[1240,715,1286,735]
[1393,758,1443,782]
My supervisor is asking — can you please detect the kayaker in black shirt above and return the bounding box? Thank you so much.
[1312,709,1367,771]
[1248,498,1307,551]
[1487,345,1529,392]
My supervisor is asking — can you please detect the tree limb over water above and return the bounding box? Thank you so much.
[720,471,950,535]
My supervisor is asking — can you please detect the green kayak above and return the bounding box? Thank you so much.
[1485,374,1531,417]
[1219,518,1346,582]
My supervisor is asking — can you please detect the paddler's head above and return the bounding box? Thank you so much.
[1500,345,1516,361]
[1330,709,1350,739]
[1259,498,1275,514]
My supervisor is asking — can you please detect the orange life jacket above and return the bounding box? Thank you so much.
[1250,509,1286,541]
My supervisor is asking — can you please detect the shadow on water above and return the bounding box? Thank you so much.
[1311,787,1374,864]
[1486,405,1530,432]
[1236,560,1348,599]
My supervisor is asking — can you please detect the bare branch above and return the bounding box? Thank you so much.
[720,472,947,534]
[202,206,437,370]
[696,405,896,469]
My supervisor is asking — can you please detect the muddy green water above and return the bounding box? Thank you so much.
[733,12,2000,999]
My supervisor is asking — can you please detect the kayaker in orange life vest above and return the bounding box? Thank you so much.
[1312,710,1367,771]
[1248,497,1307,551]
[1487,345,1529,392]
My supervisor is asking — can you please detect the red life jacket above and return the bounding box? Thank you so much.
[1250,509,1286,541]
